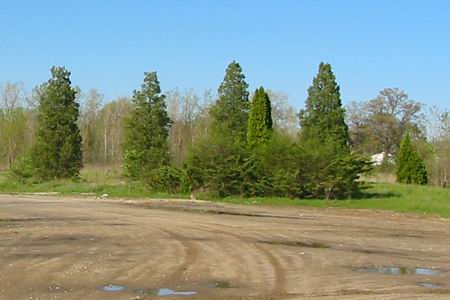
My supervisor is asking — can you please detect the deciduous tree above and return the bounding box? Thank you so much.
[347,88,424,157]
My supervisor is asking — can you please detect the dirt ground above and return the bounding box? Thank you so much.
[1,195,450,299]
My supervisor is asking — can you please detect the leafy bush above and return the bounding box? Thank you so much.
[396,134,428,185]
[298,137,373,199]
[8,153,37,182]
[185,130,372,199]
[186,135,250,197]
[146,165,190,193]
[255,133,304,197]
[308,153,373,199]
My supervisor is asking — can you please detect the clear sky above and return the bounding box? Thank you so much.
[1,0,449,109]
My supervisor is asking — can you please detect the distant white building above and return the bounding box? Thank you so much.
[371,152,394,165]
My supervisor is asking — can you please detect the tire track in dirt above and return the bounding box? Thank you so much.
[188,223,288,297]
[159,229,199,284]
[3,196,450,300]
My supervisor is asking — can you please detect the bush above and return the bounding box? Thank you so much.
[185,131,372,199]
[146,165,190,194]
[255,133,304,197]
[298,137,373,199]
[396,134,428,185]
[8,153,37,182]
[185,136,250,197]
[123,149,143,179]
[308,153,373,199]
[185,132,303,198]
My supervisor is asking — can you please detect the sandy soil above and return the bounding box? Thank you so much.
[1,195,450,299]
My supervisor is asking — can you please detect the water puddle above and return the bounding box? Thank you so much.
[100,284,126,292]
[99,284,197,297]
[157,288,197,296]
[353,266,444,276]
[99,279,235,297]
[419,282,442,288]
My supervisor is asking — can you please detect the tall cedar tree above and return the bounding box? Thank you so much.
[185,61,250,196]
[298,63,372,199]
[124,72,171,179]
[31,66,82,179]
[210,61,249,141]
[299,63,349,152]
[396,134,428,184]
[247,87,273,147]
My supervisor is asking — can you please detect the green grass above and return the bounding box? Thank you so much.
[0,166,449,218]
[0,166,188,199]
[208,183,450,217]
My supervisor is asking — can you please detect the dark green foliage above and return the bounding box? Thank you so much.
[296,63,371,198]
[255,133,304,197]
[186,131,370,199]
[299,62,349,153]
[185,61,251,197]
[186,135,250,197]
[31,66,83,179]
[210,61,249,141]
[247,87,273,147]
[124,72,172,179]
[185,62,371,199]
[396,134,428,184]
[303,152,373,199]
[186,132,301,198]
[146,165,190,193]
[9,153,36,182]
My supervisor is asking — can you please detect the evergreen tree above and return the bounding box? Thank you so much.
[185,61,250,196]
[298,63,371,198]
[299,62,349,152]
[210,61,249,141]
[31,66,82,179]
[396,134,428,184]
[247,87,273,147]
[124,72,171,179]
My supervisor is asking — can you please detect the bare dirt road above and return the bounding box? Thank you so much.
[1,195,450,299]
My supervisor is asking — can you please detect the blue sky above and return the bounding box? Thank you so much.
[1,0,449,109]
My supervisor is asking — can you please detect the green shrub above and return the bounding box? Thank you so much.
[185,135,252,197]
[310,153,373,199]
[396,134,428,185]
[256,133,304,197]
[146,165,190,194]
[8,153,37,182]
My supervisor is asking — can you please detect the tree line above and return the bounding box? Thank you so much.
[1,61,449,198]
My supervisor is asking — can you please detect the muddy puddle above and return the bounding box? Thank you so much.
[156,289,197,296]
[353,266,444,276]
[419,282,442,288]
[99,280,233,297]
[100,284,126,292]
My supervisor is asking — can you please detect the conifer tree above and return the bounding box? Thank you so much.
[298,63,371,198]
[210,61,249,141]
[396,134,428,184]
[299,62,349,152]
[247,87,272,147]
[186,61,250,196]
[31,66,82,179]
[124,72,171,179]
